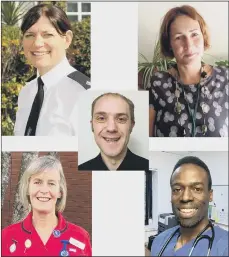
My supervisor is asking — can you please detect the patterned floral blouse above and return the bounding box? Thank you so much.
[148,66,228,137]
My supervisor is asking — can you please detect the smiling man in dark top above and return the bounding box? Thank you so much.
[78,93,149,171]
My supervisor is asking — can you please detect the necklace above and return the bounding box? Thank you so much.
[174,64,209,137]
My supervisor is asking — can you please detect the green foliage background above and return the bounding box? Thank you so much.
[1,9,91,136]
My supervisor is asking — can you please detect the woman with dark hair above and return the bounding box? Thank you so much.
[14,4,90,136]
[1,156,92,256]
[148,5,228,137]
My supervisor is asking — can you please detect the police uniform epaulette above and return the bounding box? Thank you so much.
[26,74,37,82]
[67,71,91,90]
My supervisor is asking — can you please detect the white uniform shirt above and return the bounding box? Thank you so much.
[14,57,87,136]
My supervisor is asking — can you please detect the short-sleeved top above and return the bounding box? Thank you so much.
[151,225,228,256]
[1,212,92,256]
[148,66,228,137]
[14,57,90,136]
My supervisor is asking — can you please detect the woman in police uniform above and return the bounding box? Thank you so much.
[1,156,92,256]
[14,4,90,136]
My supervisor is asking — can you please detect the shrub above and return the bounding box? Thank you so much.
[68,17,91,77]
[2,25,34,83]
[2,80,23,135]
[1,25,34,136]
[215,60,229,68]
[1,2,29,26]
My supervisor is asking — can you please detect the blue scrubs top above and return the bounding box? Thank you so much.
[151,225,228,256]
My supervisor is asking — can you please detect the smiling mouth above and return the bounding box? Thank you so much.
[103,137,120,143]
[31,51,51,56]
[178,208,198,218]
[185,53,196,58]
[37,197,51,202]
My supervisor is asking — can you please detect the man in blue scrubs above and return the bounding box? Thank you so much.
[151,156,228,256]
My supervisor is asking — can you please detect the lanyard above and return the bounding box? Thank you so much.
[173,64,210,137]
[184,84,201,137]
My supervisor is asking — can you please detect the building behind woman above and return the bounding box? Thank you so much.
[14,4,90,136]
[1,156,92,256]
[148,5,228,137]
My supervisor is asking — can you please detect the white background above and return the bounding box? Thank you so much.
[92,171,145,256]
[78,90,149,165]
[139,2,229,65]
[91,2,138,90]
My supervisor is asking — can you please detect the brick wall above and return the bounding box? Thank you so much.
[1,152,92,239]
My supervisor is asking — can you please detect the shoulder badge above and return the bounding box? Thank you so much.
[67,71,91,90]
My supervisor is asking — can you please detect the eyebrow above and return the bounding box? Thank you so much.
[32,178,58,182]
[171,182,204,187]
[25,30,56,34]
[173,29,199,35]
[94,112,128,116]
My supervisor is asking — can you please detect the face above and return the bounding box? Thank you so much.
[22,15,72,75]
[91,95,135,159]
[28,168,61,214]
[170,15,204,65]
[171,164,213,228]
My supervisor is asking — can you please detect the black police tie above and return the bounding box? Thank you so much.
[24,77,44,136]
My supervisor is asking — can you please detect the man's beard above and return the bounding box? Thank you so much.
[172,204,206,228]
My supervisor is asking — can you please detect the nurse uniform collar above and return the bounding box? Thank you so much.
[157,220,215,256]
[21,211,68,235]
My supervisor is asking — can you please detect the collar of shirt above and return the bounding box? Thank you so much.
[96,148,131,170]
[165,224,217,255]
[33,56,75,90]
[22,211,67,234]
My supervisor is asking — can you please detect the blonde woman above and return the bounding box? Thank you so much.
[2,156,92,256]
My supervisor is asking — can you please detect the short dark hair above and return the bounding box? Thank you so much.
[160,5,210,58]
[170,156,212,190]
[21,4,71,35]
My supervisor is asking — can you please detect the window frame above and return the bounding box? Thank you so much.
[66,2,91,22]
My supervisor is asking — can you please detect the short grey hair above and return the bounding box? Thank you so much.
[19,155,67,213]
